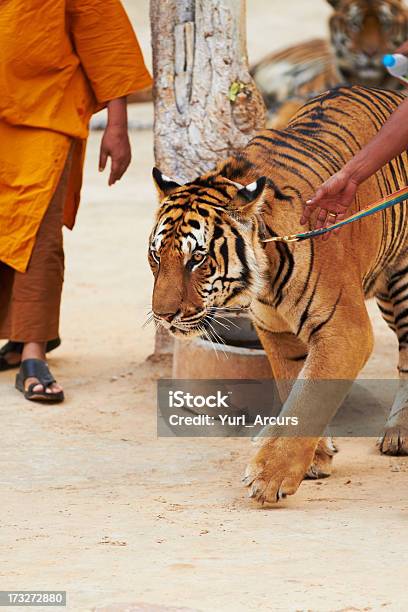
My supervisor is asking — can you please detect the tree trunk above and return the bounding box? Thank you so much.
[150,0,266,356]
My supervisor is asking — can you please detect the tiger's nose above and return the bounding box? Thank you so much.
[156,310,180,323]
[364,49,377,58]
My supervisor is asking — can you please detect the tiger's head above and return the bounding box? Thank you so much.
[148,167,268,338]
[328,0,408,85]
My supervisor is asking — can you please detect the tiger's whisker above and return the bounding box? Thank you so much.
[208,311,241,329]
[205,320,229,359]
[201,325,220,360]
[210,314,240,330]
[143,314,155,328]
[205,314,231,331]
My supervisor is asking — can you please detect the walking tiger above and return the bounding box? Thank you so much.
[149,86,408,504]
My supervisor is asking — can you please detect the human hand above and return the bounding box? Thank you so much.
[300,169,358,240]
[99,125,131,186]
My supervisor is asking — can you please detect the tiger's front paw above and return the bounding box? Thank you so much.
[243,437,318,504]
[305,436,337,479]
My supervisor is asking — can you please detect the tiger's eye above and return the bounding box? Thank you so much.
[188,252,207,271]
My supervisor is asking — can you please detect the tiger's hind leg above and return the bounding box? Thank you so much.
[376,274,408,455]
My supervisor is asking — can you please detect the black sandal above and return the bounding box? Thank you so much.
[0,337,61,372]
[15,359,64,403]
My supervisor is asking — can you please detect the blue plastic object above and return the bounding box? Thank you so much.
[383,54,396,67]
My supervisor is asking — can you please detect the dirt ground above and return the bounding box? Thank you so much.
[1,1,408,611]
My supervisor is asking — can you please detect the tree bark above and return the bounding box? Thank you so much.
[150,0,266,355]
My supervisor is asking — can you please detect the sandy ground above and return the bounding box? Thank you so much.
[1,2,408,611]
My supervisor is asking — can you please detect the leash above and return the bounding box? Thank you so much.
[262,185,408,244]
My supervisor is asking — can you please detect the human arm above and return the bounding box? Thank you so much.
[99,97,131,186]
[67,0,152,184]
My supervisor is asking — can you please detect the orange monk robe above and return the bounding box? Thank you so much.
[0,0,152,272]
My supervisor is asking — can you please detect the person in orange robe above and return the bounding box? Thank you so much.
[0,0,152,403]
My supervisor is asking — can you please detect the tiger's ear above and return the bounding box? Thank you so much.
[229,177,267,219]
[152,167,181,198]
[326,0,339,8]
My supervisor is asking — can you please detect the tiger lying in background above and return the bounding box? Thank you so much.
[252,0,408,128]
[149,86,408,504]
